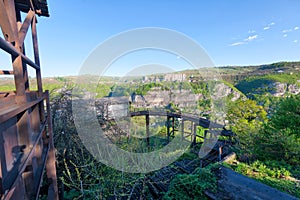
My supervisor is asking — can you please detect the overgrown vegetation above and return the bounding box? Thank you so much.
[163,166,217,200]
[224,95,300,197]
[4,61,295,199]
[225,160,300,198]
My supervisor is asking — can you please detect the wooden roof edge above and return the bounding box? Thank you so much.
[15,0,49,17]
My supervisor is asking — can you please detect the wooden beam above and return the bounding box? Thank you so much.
[31,15,43,97]
[18,10,34,46]
[0,97,44,124]
[3,0,20,45]
[146,114,150,146]
[3,0,25,96]
[0,70,14,75]
[45,91,59,200]
[0,36,19,56]
[0,37,40,70]
[0,0,14,42]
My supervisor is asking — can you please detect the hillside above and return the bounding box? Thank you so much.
[2,61,299,199]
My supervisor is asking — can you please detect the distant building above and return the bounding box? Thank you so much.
[95,97,129,120]
[164,73,186,82]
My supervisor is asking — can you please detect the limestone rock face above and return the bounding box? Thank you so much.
[269,82,287,97]
[288,84,300,95]
[132,89,202,108]
[212,83,241,101]
[267,82,300,96]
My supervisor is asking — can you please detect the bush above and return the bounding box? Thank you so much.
[163,167,217,200]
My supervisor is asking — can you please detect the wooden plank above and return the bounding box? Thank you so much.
[2,119,47,200]
[0,117,19,191]
[0,97,44,124]
[34,143,49,199]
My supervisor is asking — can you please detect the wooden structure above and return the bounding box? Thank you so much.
[0,0,58,199]
[130,109,234,146]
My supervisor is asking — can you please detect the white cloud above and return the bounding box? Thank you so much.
[244,35,258,42]
[229,42,246,46]
[283,34,288,37]
[294,26,299,30]
[293,40,298,43]
[269,22,275,26]
[263,26,270,30]
[248,30,256,33]
[282,29,292,33]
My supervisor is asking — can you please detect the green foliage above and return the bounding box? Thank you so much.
[254,95,300,166]
[270,95,300,133]
[235,72,300,96]
[109,85,131,97]
[226,99,267,151]
[63,189,81,200]
[135,82,170,95]
[95,83,111,97]
[230,160,300,198]
[163,167,217,200]
[190,81,209,95]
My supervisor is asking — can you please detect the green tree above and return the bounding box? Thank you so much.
[254,96,300,165]
[226,99,267,152]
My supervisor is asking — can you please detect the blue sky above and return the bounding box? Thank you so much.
[2,0,300,77]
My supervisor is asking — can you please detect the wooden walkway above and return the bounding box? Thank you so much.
[129,109,234,146]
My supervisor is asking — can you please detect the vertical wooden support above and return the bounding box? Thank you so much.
[31,15,45,122]
[0,0,14,42]
[3,0,26,97]
[218,145,222,161]
[16,9,29,92]
[145,114,150,147]
[171,116,175,137]
[31,15,42,95]
[167,115,170,143]
[192,124,197,146]
[45,91,58,200]
[181,119,184,139]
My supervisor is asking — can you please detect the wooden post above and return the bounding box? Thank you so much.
[218,145,222,161]
[190,122,193,143]
[167,115,170,143]
[31,15,45,122]
[192,124,197,146]
[3,0,26,97]
[181,119,184,139]
[45,91,58,200]
[146,114,150,147]
[172,116,175,137]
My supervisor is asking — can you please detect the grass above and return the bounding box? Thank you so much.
[163,166,217,200]
[224,160,300,198]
